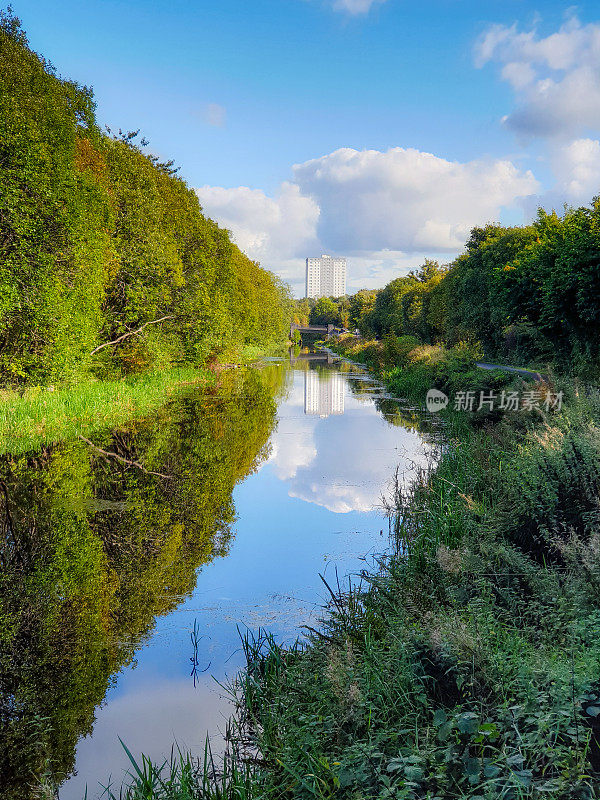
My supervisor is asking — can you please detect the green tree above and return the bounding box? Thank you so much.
[309,297,341,326]
[0,10,292,386]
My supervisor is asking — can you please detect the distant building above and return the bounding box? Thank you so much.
[305,255,346,299]
[304,370,344,417]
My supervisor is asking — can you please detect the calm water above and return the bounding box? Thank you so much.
[0,352,433,799]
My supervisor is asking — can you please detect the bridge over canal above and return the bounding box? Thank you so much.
[290,323,336,338]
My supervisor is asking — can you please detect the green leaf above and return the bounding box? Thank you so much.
[437,721,453,742]
[457,712,478,735]
[483,763,501,779]
[478,722,498,735]
[512,769,533,787]
[386,758,405,773]
[433,708,447,727]
[464,757,481,776]
[337,769,354,789]
[404,766,424,782]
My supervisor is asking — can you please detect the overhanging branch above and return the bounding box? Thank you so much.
[90,315,175,355]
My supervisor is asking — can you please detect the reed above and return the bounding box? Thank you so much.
[99,737,255,800]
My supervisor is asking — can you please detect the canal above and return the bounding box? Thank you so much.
[0,351,433,799]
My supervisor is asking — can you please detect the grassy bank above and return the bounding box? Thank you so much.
[1,341,286,457]
[1,367,213,456]
[328,333,531,405]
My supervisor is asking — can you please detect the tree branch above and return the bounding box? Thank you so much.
[90,315,175,355]
[77,436,173,479]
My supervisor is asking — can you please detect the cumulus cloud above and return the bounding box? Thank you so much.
[332,0,387,14]
[549,138,600,204]
[195,182,320,262]
[476,16,600,139]
[343,251,447,293]
[196,146,538,293]
[292,147,538,252]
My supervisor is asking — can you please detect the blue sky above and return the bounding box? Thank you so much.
[14,0,600,293]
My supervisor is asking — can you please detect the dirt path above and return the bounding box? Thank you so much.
[476,362,547,382]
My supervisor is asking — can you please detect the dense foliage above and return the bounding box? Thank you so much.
[0,11,291,385]
[308,297,342,326]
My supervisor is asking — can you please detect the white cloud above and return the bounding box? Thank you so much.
[500,61,536,90]
[292,147,538,252]
[203,103,226,127]
[476,16,600,139]
[286,402,430,513]
[195,182,320,262]
[342,251,452,293]
[550,138,600,203]
[196,146,538,294]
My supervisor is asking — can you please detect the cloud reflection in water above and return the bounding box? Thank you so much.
[268,366,430,513]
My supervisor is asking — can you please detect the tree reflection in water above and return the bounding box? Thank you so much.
[0,366,284,799]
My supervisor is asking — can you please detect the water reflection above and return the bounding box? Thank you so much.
[0,368,283,800]
[0,354,435,800]
[304,370,344,417]
[270,362,431,513]
[288,348,338,366]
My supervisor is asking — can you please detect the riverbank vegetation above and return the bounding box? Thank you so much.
[0,367,213,456]
[331,335,501,404]
[0,10,291,388]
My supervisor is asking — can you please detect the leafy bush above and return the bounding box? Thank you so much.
[382,333,422,366]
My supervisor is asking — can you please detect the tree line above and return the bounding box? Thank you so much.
[296,204,600,370]
[0,10,292,385]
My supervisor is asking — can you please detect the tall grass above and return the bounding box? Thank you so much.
[98,738,255,800]
[1,367,212,456]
